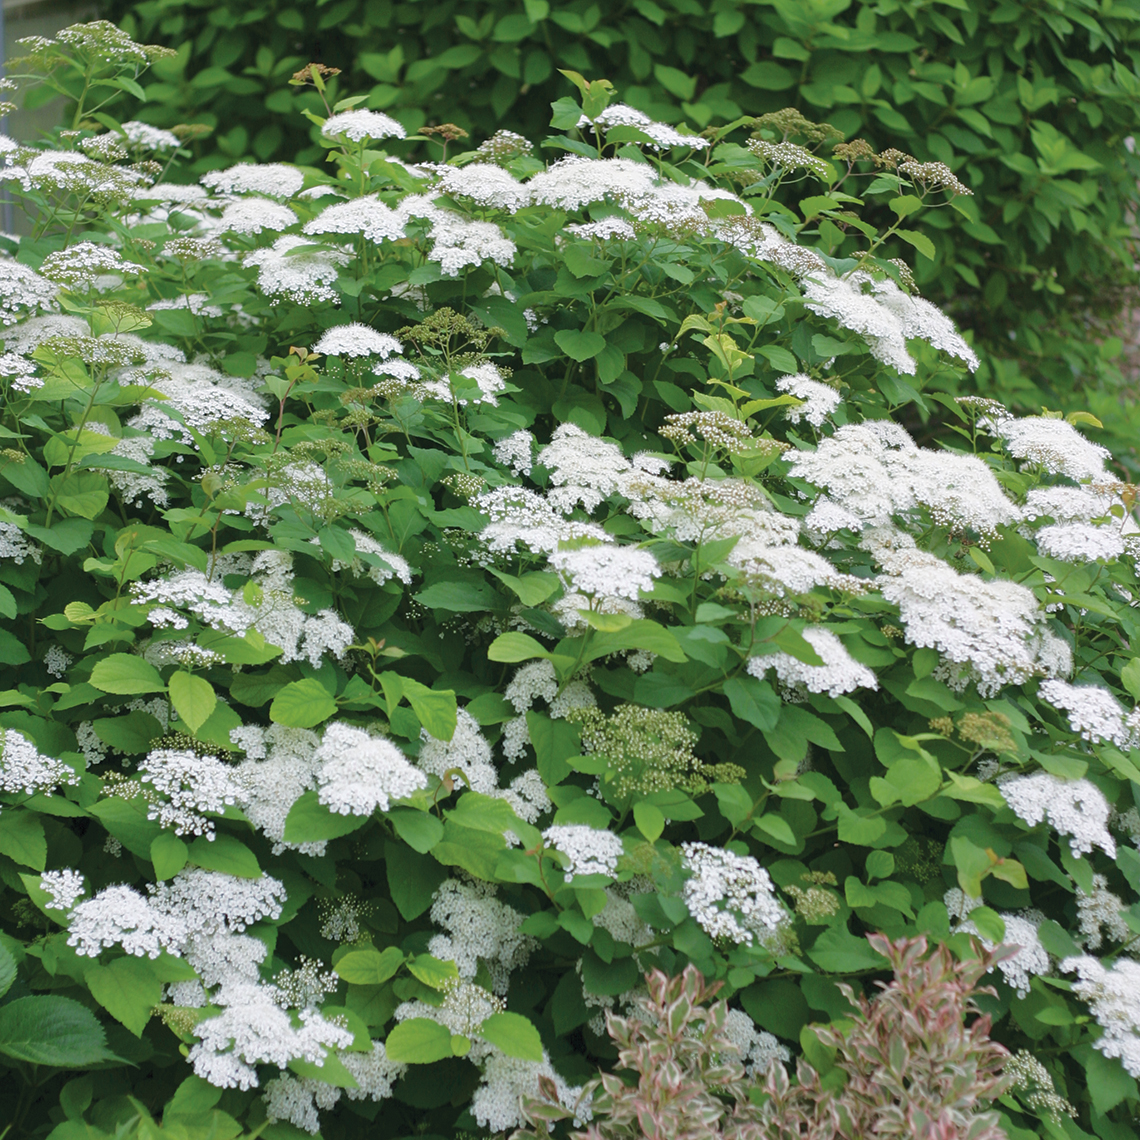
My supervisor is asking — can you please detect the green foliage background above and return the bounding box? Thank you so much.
[104,0,1140,457]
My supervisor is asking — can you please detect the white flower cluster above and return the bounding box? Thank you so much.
[471,1049,588,1133]
[877,549,1068,696]
[304,194,405,243]
[681,842,788,948]
[803,269,978,375]
[0,728,78,795]
[549,544,660,602]
[39,241,145,290]
[244,235,350,305]
[988,416,1110,483]
[428,879,538,994]
[321,109,406,143]
[0,258,57,324]
[777,373,842,427]
[748,626,878,698]
[315,722,427,815]
[998,771,1115,858]
[138,748,242,838]
[1062,955,1140,1077]
[501,659,597,762]
[492,429,534,476]
[327,528,413,585]
[721,1008,790,1077]
[201,162,305,200]
[543,824,624,881]
[580,103,709,150]
[312,323,402,359]
[132,552,354,668]
[39,869,85,911]
[789,422,1019,536]
[188,984,354,1091]
[1076,874,1130,950]
[1039,679,1140,750]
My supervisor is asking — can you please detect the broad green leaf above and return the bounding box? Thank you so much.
[0,941,15,999]
[52,471,109,519]
[488,631,550,663]
[89,653,165,695]
[526,711,581,785]
[723,676,779,732]
[284,790,371,843]
[807,927,887,973]
[478,1012,544,1061]
[407,954,460,990]
[554,329,606,361]
[388,808,444,853]
[0,994,117,1066]
[0,811,46,870]
[386,839,449,921]
[335,946,405,986]
[896,228,936,260]
[584,619,686,663]
[85,957,162,1036]
[187,833,260,878]
[384,1017,453,1063]
[633,801,665,842]
[270,678,338,727]
[403,679,457,742]
[168,671,216,733]
[150,832,188,880]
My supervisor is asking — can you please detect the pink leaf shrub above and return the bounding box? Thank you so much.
[518,934,1014,1140]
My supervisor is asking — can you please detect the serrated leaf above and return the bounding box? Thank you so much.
[0,995,117,1066]
[85,957,162,1037]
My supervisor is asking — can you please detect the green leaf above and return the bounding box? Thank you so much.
[753,814,797,846]
[807,927,887,973]
[93,710,163,754]
[488,631,550,663]
[949,835,994,896]
[85,957,162,1037]
[407,954,460,990]
[384,1018,453,1064]
[478,1012,544,1061]
[653,63,696,101]
[633,801,665,842]
[414,579,499,613]
[1085,1049,1137,1115]
[187,833,260,878]
[150,832,188,880]
[89,653,166,696]
[0,942,14,1001]
[388,808,444,853]
[403,679,457,742]
[283,790,371,843]
[270,678,338,727]
[335,946,405,986]
[1121,657,1140,701]
[52,471,109,520]
[0,811,46,870]
[387,839,448,921]
[554,329,607,362]
[896,228,936,261]
[723,676,779,732]
[168,671,216,734]
[526,711,581,784]
[584,619,686,663]
[0,994,117,1066]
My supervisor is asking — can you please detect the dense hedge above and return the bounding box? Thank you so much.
[103,0,1140,458]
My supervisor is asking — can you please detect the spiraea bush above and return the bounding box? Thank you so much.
[104,0,1140,467]
[0,19,1139,1140]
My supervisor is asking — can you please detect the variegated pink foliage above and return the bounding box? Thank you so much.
[517,934,1014,1140]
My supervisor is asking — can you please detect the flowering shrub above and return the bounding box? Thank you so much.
[0,19,1139,1140]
